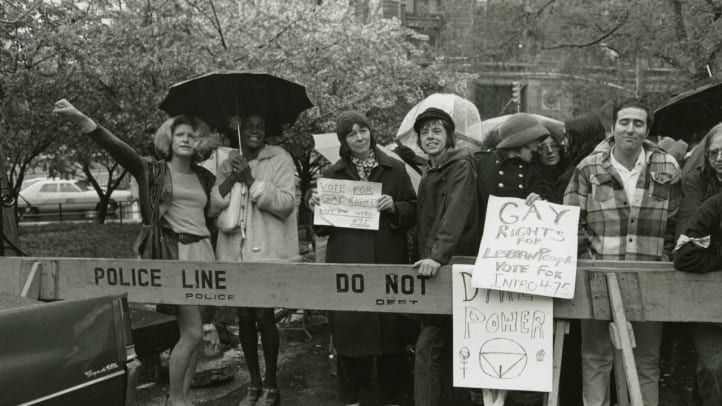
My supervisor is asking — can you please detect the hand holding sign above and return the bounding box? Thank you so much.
[376,194,396,214]
[314,178,382,230]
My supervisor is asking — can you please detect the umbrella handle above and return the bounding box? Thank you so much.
[237,121,243,156]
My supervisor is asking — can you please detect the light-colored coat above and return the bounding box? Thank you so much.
[210,145,299,262]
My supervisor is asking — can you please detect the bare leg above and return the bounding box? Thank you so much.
[183,307,206,401]
[169,305,203,406]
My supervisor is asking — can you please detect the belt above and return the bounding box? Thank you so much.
[177,233,208,244]
[163,227,208,245]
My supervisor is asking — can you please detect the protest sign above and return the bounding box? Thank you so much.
[453,264,553,392]
[313,178,381,230]
[471,195,580,299]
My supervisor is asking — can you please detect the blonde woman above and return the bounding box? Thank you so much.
[53,99,216,406]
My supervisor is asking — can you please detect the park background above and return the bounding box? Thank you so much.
[2,0,721,404]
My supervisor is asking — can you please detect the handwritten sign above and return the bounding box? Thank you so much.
[314,178,381,230]
[471,196,580,299]
[453,265,553,392]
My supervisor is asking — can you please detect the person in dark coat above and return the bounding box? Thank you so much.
[474,113,552,233]
[676,123,722,238]
[674,122,722,406]
[310,111,417,406]
[412,107,480,406]
[472,113,551,406]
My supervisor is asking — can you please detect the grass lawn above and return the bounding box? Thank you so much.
[18,223,141,258]
[17,222,313,259]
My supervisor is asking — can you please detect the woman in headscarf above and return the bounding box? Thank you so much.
[309,111,417,406]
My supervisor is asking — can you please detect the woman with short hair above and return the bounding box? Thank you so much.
[309,111,418,406]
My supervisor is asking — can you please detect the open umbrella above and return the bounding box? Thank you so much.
[160,71,313,131]
[651,78,722,143]
[395,93,483,154]
[311,133,422,192]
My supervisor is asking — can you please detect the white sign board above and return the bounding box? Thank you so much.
[314,178,381,230]
[453,265,553,392]
[472,196,580,299]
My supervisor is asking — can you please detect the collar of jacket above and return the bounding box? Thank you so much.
[327,147,394,180]
[592,137,664,165]
[255,144,288,161]
[492,149,527,167]
[425,147,473,171]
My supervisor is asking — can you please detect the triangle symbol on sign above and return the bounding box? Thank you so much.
[479,352,527,379]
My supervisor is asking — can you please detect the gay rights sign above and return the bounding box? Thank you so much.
[471,196,580,299]
[314,178,382,230]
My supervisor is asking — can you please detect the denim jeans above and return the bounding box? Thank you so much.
[414,317,452,406]
[580,320,662,406]
[693,323,722,406]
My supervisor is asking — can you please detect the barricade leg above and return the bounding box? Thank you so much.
[606,272,643,406]
[544,319,569,406]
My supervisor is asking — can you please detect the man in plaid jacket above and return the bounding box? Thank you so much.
[563,99,681,406]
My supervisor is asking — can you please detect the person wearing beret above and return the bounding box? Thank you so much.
[473,114,551,406]
[412,107,481,406]
[309,111,418,406]
[474,113,553,232]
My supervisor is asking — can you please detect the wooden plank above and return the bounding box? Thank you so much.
[2,257,722,322]
[613,351,630,406]
[19,261,41,299]
[606,273,644,406]
[0,257,26,296]
[544,319,568,406]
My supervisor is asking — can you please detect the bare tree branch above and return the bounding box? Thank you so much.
[207,0,227,50]
[541,20,626,50]
[0,0,43,25]
[535,0,557,16]
[703,0,722,20]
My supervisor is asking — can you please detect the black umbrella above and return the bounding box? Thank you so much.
[159,71,313,134]
[651,78,722,143]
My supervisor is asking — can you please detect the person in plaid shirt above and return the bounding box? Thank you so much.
[563,99,681,406]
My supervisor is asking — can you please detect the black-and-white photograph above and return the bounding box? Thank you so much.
[2,1,722,405]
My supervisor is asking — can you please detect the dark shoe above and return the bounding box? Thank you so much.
[261,388,280,406]
[238,386,262,406]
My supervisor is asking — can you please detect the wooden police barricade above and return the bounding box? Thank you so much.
[3,256,722,405]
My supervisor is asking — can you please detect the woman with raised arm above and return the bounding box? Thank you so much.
[53,99,216,406]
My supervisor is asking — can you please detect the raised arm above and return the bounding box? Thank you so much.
[52,99,144,179]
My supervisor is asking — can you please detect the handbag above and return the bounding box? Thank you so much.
[130,163,179,315]
[216,182,245,231]
[133,164,179,260]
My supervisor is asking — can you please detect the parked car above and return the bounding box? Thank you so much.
[0,294,139,405]
[17,179,132,213]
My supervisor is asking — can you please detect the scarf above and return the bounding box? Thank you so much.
[351,151,378,181]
